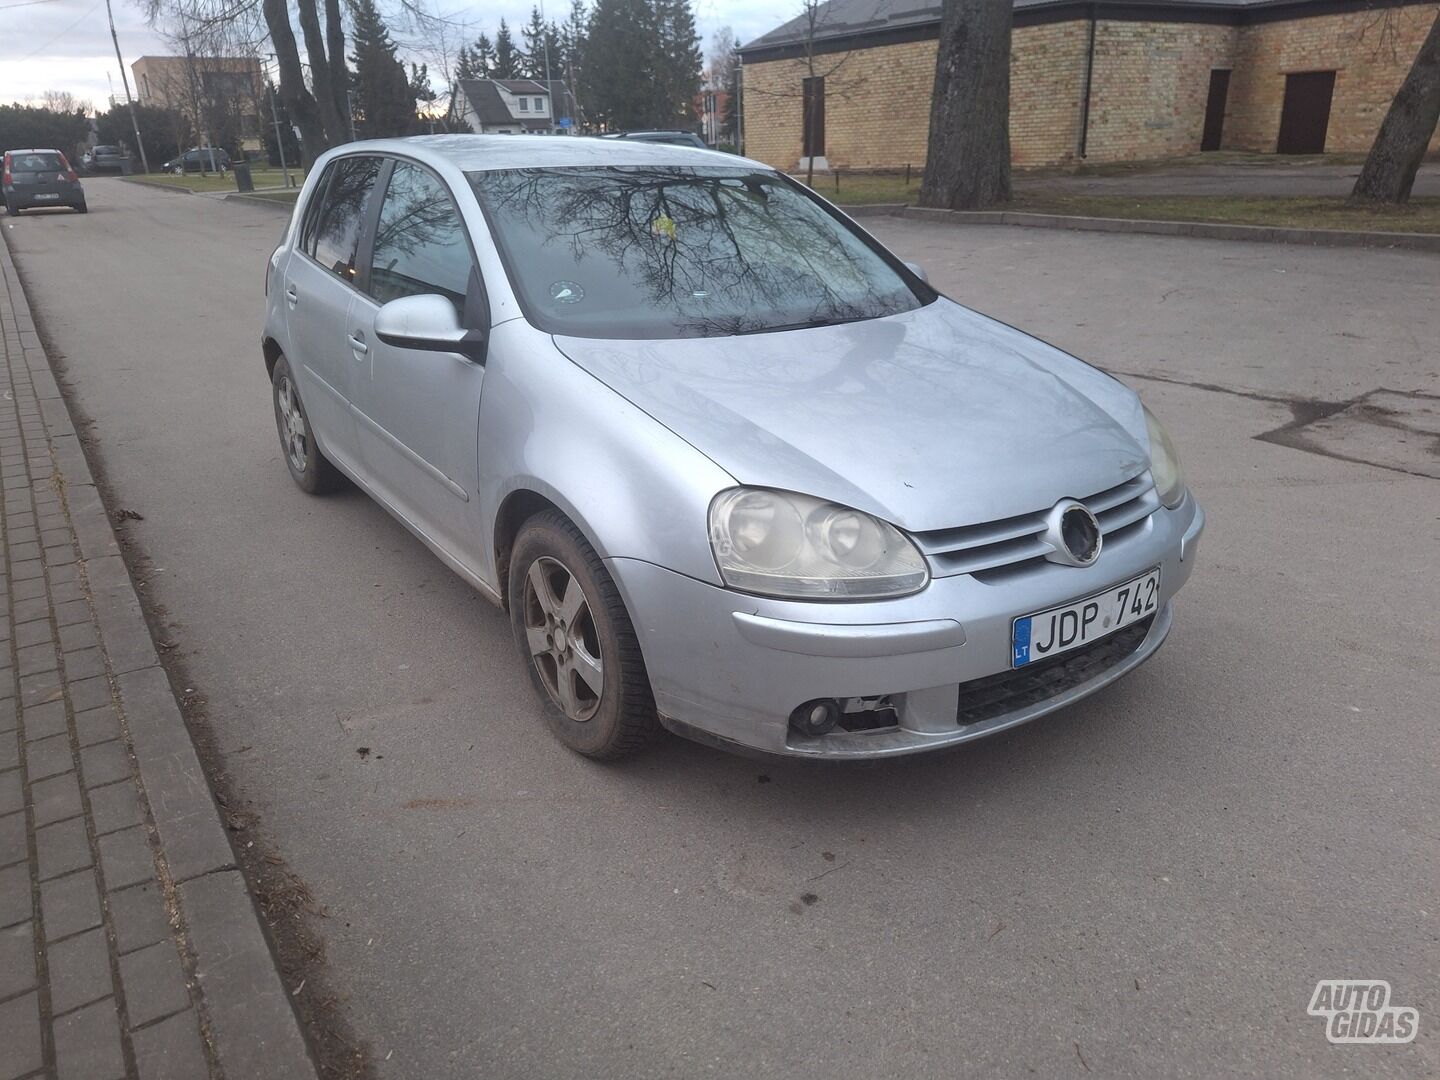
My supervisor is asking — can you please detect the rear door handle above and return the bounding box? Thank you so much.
[348,331,368,356]
[284,285,298,308]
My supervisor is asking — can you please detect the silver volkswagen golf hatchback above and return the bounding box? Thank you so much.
[262,136,1204,760]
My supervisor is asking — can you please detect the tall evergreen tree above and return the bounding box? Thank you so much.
[560,0,589,90]
[653,0,702,125]
[581,0,653,128]
[349,0,416,137]
[521,7,556,80]
[453,45,479,82]
[473,33,495,76]
[494,20,521,79]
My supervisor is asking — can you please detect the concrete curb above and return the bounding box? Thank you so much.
[0,229,318,1078]
[224,192,297,210]
[119,177,195,195]
[840,203,1440,252]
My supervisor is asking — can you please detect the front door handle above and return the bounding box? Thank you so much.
[284,285,298,308]
[348,331,368,356]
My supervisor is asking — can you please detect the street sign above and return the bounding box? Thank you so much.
[558,117,573,129]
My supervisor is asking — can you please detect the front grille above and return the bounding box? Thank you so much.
[955,616,1154,727]
[913,473,1159,579]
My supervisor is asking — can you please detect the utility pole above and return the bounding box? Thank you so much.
[104,0,150,173]
[266,56,293,188]
[269,84,293,187]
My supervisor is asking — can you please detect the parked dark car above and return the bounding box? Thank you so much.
[83,144,129,173]
[162,147,232,174]
[2,149,87,215]
[599,130,708,149]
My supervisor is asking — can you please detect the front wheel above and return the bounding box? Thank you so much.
[271,355,345,494]
[508,511,659,759]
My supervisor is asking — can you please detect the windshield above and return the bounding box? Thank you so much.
[468,166,928,339]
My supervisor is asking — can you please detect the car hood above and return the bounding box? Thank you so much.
[552,299,1150,532]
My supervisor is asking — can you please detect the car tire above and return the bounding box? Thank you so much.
[508,510,659,759]
[3,200,16,216]
[75,202,87,214]
[271,355,346,495]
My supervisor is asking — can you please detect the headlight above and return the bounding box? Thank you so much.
[1144,406,1186,509]
[708,488,929,600]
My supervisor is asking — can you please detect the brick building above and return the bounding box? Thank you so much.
[738,0,1440,170]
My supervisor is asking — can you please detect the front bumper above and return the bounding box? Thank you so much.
[611,493,1204,759]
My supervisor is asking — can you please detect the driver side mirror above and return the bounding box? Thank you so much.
[903,261,929,285]
[373,294,487,364]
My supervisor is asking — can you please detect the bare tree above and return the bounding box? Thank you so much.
[1352,9,1440,204]
[40,90,93,114]
[919,0,1011,210]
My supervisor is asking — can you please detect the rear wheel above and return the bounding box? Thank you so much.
[508,511,659,759]
[271,355,345,494]
[74,202,87,214]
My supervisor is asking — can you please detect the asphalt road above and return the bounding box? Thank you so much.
[5,178,1437,1079]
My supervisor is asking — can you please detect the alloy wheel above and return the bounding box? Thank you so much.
[276,375,308,473]
[521,556,604,721]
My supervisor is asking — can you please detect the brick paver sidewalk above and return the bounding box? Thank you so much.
[0,237,314,1079]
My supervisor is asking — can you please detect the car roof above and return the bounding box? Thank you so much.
[6,149,65,155]
[331,134,761,173]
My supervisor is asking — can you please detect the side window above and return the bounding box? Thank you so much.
[367,162,473,313]
[310,156,382,284]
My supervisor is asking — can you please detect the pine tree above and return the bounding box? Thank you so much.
[473,34,495,77]
[561,0,589,90]
[494,20,521,79]
[653,0,702,126]
[349,0,417,137]
[453,45,478,83]
[580,0,654,129]
[522,7,552,80]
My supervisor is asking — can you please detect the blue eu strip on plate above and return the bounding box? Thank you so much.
[1012,617,1032,667]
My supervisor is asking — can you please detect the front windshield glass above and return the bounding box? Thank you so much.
[468,165,927,339]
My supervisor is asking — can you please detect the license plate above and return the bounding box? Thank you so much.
[34,193,60,200]
[1012,568,1160,667]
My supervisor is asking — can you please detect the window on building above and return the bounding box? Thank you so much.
[518,97,529,111]
[534,97,545,111]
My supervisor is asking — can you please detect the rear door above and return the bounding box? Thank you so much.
[348,158,487,567]
[281,154,384,473]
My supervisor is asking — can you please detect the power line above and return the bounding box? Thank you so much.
[16,0,103,61]
[0,0,66,11]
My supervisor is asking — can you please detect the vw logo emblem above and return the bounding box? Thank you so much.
[1042,499,1103,567]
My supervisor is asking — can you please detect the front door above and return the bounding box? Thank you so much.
[283,154,383,473]
[1276,71,1336,154]
[802,76,826,159]
[1200,69,1230,152]
[349,159,487,569]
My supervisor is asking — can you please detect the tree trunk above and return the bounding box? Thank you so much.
[294,0,345,144]
[1352,9,1440,204]
[918,0,1012,210]
[324,0,351,140]
[261,0,329,163]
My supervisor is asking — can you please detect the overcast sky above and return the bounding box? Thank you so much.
[1,0,785,113]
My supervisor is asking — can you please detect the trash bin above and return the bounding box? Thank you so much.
[233,161,254,192]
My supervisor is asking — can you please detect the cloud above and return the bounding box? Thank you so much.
[0,0,168,106]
